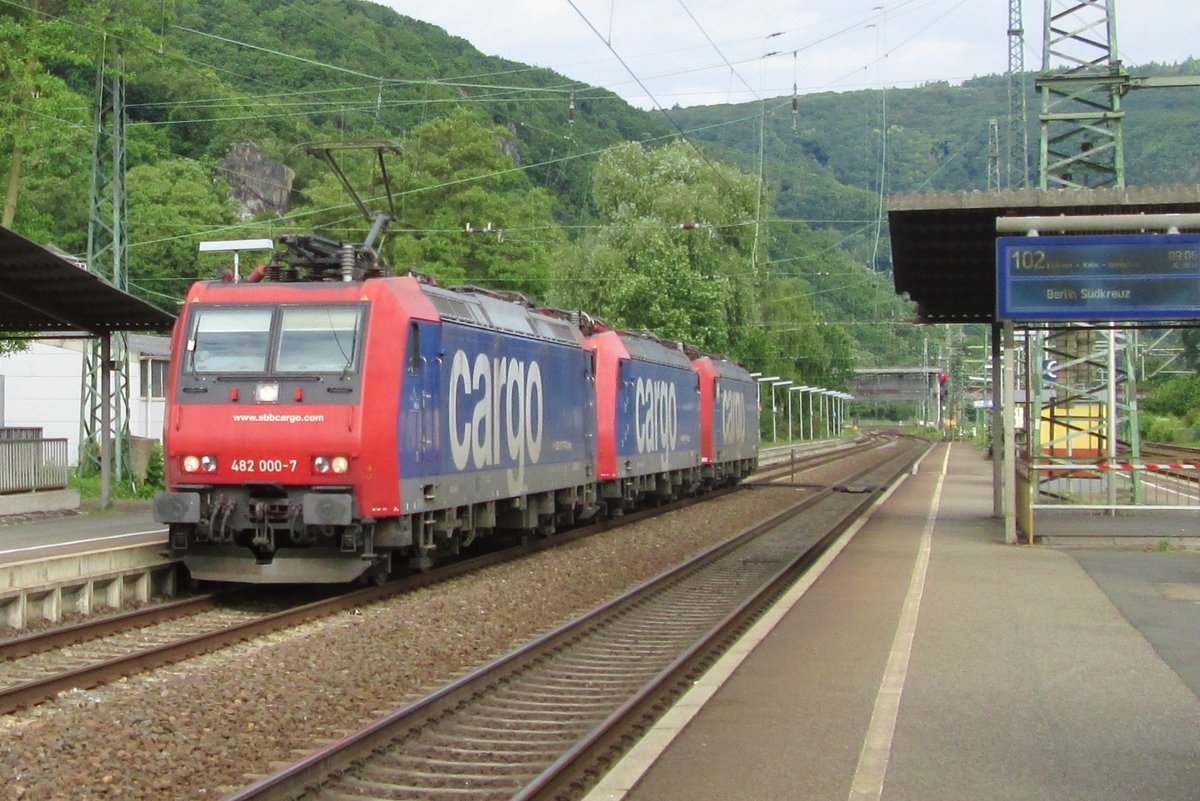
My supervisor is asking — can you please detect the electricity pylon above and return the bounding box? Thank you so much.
[80,40,131,484]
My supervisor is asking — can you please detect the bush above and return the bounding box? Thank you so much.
[1142,414,1190,445]
[144,443,165,492]
[1143,375,1200,417]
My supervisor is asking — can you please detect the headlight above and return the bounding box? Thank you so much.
[313,455,350,475]
[182,455,217,473]
[255,382,279,403]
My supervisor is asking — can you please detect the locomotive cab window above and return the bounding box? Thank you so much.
[189,308,273,373]
[276,306,364,374]
[406,322,421,374]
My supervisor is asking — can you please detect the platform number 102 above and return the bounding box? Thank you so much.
[1010,249,1047,270]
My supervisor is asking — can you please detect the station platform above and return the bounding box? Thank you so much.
[0,502,170,628]
[0,500,161,562]
[587,441,1200,801]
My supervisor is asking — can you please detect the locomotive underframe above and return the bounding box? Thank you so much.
[156,450,756,583]
[160,479,608,583]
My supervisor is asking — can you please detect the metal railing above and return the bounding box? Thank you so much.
[0,427,44,441]
[1029,459,1200,511]
[0,438,69,494]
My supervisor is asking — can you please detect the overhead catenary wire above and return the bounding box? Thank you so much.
[6,0,960,299]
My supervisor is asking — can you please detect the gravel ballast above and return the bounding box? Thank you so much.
[1,445,907,801]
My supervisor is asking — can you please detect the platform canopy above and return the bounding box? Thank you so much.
[888,186,1200,324]
[0,225,175,336]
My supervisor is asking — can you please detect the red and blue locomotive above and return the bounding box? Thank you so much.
[153,234,759,583]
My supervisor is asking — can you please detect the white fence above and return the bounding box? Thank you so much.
[0,436,69,494]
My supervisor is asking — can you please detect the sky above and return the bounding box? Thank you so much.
[379,1,1195,110]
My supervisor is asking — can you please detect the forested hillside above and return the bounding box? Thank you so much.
[4,1,1197,400]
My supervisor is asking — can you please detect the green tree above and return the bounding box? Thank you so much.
[283,109,568,298]
[126,158,237,308]
[1143,375,1200,417]
[562,141,758,355]
[0,2,95,235]
[378,107,567,298]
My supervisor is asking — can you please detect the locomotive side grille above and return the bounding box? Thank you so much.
[428,294,482,324]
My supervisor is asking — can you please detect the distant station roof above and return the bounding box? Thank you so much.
[0,226,175,336]
[850,367,939,402]
[888,186,1200,324]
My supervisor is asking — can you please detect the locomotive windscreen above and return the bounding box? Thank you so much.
[189,307,273,373]
[276,307,362,373]
[187,304,364,375]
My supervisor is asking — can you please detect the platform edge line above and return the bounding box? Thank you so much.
[847,443,949,801]
[579,442,934,801]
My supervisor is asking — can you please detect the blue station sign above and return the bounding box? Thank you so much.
[996,234,1200,321]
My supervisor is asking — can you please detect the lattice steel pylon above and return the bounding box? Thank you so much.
[80,41,131,483]
[1030,1,1141,506]
[1006,0,1030,188]
[1037,0,1126,189]
[987,118,1002,191]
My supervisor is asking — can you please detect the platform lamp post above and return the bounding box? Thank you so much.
[772,380,793,442]
[835,392,854,436]
[805,387,823,440]
[819,390,832,438]
[802,387,817,440]
[754,376,781,441]
[831,391,846,437]
[828,391,842,438]
[833,392,853,436]
[789,386,812,441]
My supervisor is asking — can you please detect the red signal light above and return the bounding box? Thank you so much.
[938,373,948,383]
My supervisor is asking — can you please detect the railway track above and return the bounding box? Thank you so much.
[0,591,335,715]
[0,437,891,718]
[751,434,886,484]
[223,435,927,801]
[1036,440,1200,496]
[1142,441,1200,478]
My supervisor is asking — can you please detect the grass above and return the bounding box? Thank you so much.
[69,470,161,501]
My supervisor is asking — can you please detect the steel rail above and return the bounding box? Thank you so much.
[220,436,925,801]
[519,441,925,801]
[749,434,884,485]
[0,594,219,661]
[0,470,754,715]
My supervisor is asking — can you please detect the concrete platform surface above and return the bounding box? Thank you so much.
[593,441,1200,801]
[0,501,161,563]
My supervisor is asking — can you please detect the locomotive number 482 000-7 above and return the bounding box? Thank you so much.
[229,458,299,473]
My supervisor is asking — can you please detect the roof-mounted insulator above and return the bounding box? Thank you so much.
[340,242,355,282]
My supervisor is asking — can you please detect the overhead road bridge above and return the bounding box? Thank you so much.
[887,186,1200,545]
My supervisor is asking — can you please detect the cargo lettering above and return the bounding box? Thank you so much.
[635,377,678,454]
[719,386,747,446]
[449,350,544,470]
